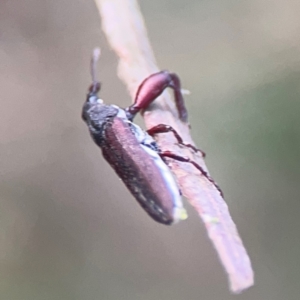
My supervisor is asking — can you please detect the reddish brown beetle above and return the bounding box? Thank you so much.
[82,49,222,224]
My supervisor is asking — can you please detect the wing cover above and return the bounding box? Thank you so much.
[102,117,179,224]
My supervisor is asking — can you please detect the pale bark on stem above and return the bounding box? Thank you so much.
[94,0,254,293]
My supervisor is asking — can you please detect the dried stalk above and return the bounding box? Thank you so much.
[94,0,254,293]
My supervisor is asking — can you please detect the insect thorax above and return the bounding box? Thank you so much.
[82,102,119,145]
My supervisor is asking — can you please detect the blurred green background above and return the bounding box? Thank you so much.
[1,0,300,299]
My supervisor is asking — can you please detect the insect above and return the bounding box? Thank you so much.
[82,49,222,225]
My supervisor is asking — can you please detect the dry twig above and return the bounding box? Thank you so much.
[94,0,254,293]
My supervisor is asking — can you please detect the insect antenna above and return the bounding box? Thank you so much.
[89,48,101,95]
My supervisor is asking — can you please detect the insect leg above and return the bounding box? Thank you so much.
[147,124,206,157]
[160,151,223,197]
[125,71,188,122]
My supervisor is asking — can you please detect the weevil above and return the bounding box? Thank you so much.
[82,49,222,225]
